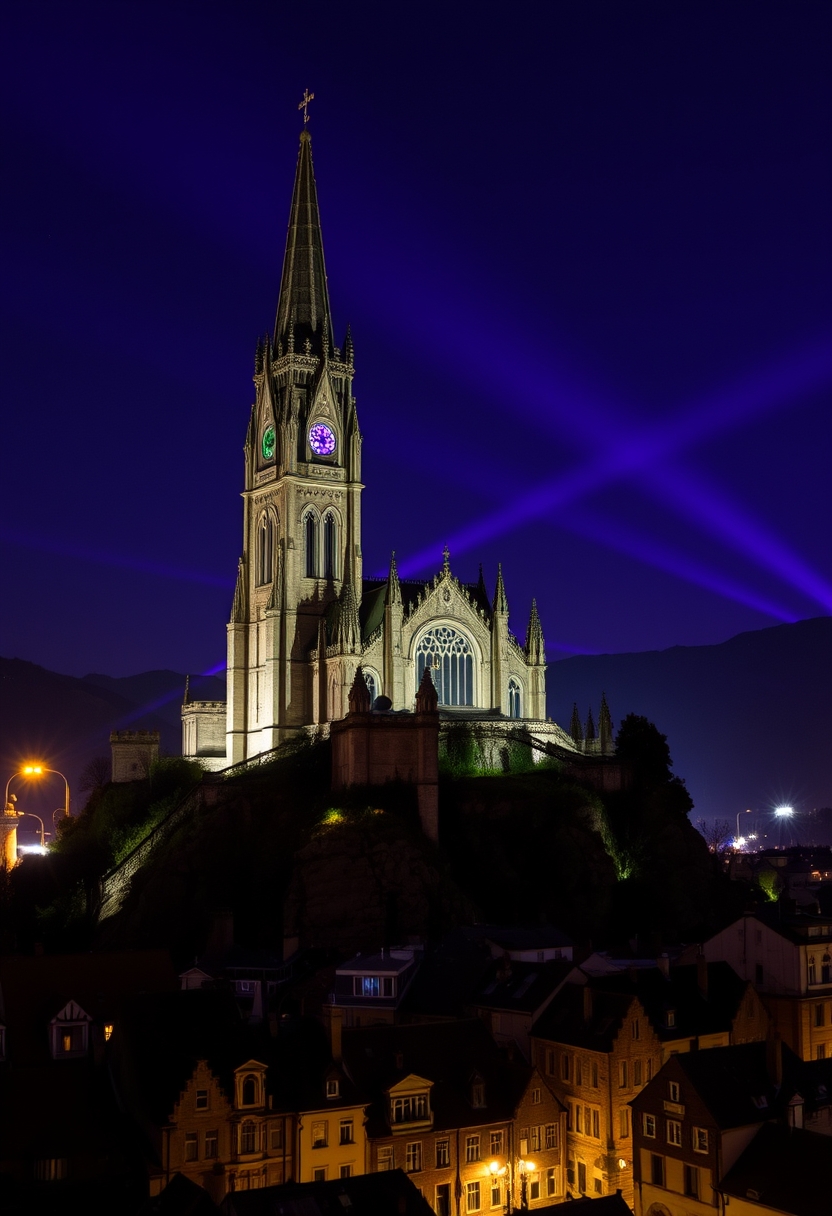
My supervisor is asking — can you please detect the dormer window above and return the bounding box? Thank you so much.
[668,1081,680,1102]
[352,975,395,998]
[472,1081,485,1108]
[666,1009,676,1028]
[392,1093,429,1123]
[326,1079,340,1100]
[235,1063,267,1109]
[50,1001,91,1059]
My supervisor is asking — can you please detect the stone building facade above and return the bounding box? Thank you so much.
[182,128,585,772]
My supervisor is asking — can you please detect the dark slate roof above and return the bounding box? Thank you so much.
[751,906,832,945]
[0,949,178,1066]
[484,926,574,952]
[341,1019,530,1138]
[718,1123,832,1216]
[402,928,500,1019]
[531,982,635,1052]
[360,575,493,643]
[221,1170,434,1215]
[586,961,750,1042]
[536,1195,632,1216]
[141,1172,222,1215]
[471,957,573,1016]
[640,1043,777,1130]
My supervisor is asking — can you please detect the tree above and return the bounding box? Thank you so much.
[614,713,674,784]
[696,818,733,855]
[78,755,111,794]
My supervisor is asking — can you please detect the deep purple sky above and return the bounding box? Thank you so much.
[2,1,830,682]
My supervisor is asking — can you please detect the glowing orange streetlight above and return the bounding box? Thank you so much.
[20,764,70,818]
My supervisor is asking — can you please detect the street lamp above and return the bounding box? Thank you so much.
[775,805,794,817]
[736,808,751,847]
[17,812,47,851]
[517,1159,536,1211]
[20,764,70,818]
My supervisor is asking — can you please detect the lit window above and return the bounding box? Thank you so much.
[391,1094,428,1123]
[104,1023,113,1042]
[436,1139,450,1168]
[184,1132,198,1162]
[416,627,474,707]
[545,1123,558,1149]
[312,1120,328,1147]
[692,1127,708,1153]
[666,1120,682,1146]
[406,1142,423,1172]
[466,1180,481,1212]
[546,1167,557,1196]
[490,1131,503,1155]
[465,1135,480,1162]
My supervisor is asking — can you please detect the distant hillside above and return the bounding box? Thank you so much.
[548,616,832,824]
[0,659,223,826]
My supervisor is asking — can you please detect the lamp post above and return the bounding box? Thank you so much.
[517,1159,536,1211]
[21,764,70,818]
[18,812,47,850]
[736,808,751,848]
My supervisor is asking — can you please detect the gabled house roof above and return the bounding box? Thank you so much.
[531,981,636,1052]
[220,1167,434,1215]
[631,1043,778,1130]
[341,1019,532,1138]
[718,1123,832,1216]
[471,957,574,1017]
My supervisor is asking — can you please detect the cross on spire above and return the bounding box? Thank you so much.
[298,88,315,125]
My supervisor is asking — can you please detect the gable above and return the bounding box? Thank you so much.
[388,1073,434,1096]
[50,1000,91,1025]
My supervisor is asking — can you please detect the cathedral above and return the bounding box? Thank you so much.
[182,126,605,770]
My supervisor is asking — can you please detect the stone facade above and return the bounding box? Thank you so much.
[110,729,160,783]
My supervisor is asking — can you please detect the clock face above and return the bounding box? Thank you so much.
[309,422,336,456]
[261,425,276,461]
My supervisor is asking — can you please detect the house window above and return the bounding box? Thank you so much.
[378,1147,394,1171]
[472,1082,485,1108]
[684,1164,699,1198]
[340,1164,352,1179]
[354,975,381,997]
[578,1161,587,1193]
[619,1061,628,1089]
[416,627,475,707]
[647,1059,654,1081]
[312,1121,328,1148]
[195,1090,209,1111]
[643,1113,656,1138]
[56,1024,87,1056]
[205,1130,218,1159]
[184,1132,198,1162]
[531,1086,541,1104]
[545,1123,558,1149]
[326,1079,340,1099]
[240,1121,258,1154]
[406,1142,423,1172]
[491,1179,502,1208]
[304,513,319,577]
[269,1124,283,1152]
[313,1167,326,1183]
[529,1175,541,1201]
[435,1138,450,1168]
[591,1109,600,1139]
[633,1060,642,1087]
[650,1154,664,1186]
[465,1135,480,1162]
[340,1119,354,1145]
[490,1131,503,1156]
[590,1060,599,1088]
[545,1049,556,1076]
[816,1044,826,1060]
[823,954,831,984]
[508,678,522,719]
[619,1108,629,1138]
[666,1120,682,1146]
[546,1167,558,1196]
[392,1094,429,1123]
[561,1053,572,1081]
[257,515,274,585]
[809,957,816,984]
[323,512,337,579]
[632,1019,640,1039]
[693,1127,708,1152]
[530,1126,542,1152]
[815,1004,825,1027]
[575,1105,582,1133]
[575,1058,583,1086]
[755,963,764,986]
[466,1180,481,1212]
[436,1184,451,1216]
[668,1081,680,1103]
[241,1075,259,1106]
[34,1159,67,1182]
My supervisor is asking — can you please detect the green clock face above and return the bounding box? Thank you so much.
[262,425,276,461]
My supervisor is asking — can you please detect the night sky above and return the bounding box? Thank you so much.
[2,1,830,686]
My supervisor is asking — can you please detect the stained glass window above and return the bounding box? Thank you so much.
[508,678,522,718]
[309,423,336,456]
[416,627,474,706]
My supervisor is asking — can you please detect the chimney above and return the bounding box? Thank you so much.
[766,1029,783,1088]
[697,952,708,1000]
[657,953,670,980]
[583,985,594,1023]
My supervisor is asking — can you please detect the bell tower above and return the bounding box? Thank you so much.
[226,127,363,763]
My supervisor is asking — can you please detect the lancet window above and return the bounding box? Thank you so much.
[323,512,337,579]
[257,514,274,586]
[304,512,319,578]
[508,678,522,719]
[416,627,474,707]
[364,670,377,704]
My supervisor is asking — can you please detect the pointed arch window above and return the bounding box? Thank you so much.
[257,514,274,586]
[508,679,522,719]
[364,670,377,705]
[323,512,337,579]
[304,512,319,578]
[416,627,474,707]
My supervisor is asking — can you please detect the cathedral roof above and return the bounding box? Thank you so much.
[273,129,333,355]
[360,575,492,642]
